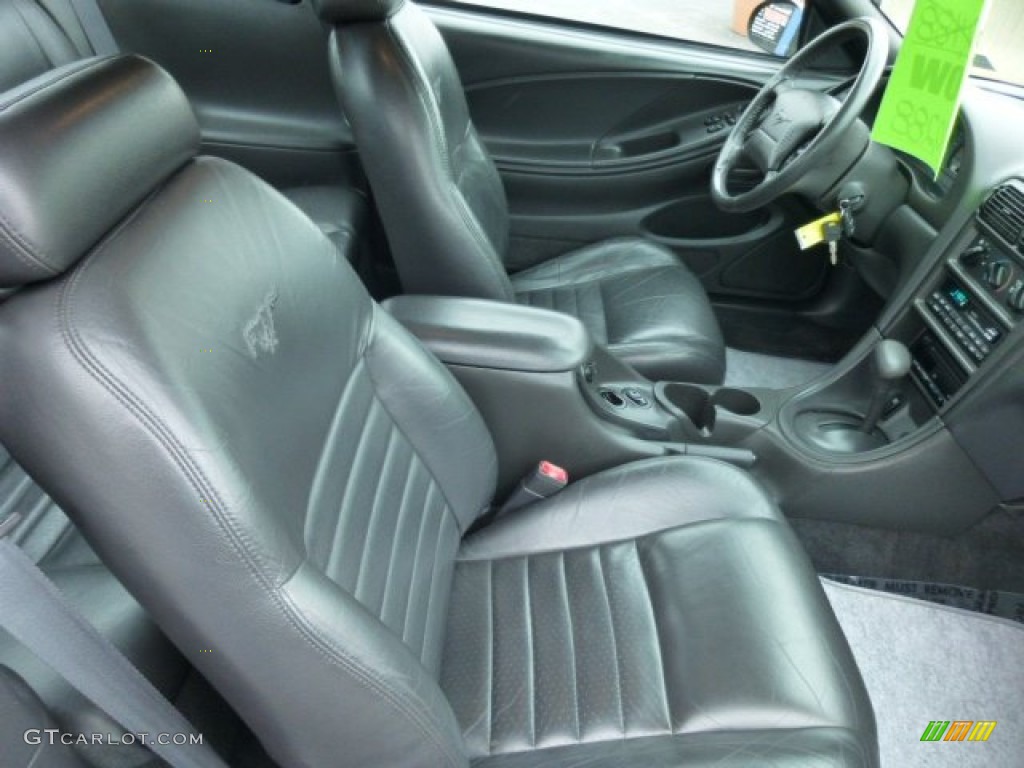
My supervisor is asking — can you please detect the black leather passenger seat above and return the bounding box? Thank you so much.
[0,55,879,767]
[0,4,371,758]
[444,458,877,765]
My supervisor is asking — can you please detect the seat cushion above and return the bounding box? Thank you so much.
[512,239,725,384]
[442,458,878,767]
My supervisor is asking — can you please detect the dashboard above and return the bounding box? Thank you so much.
[897,119,965,200]
[858,79,1024,506]
[884,79,1024,229]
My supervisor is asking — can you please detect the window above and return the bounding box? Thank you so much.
[877,0,1024,88]
[444,0,809,55]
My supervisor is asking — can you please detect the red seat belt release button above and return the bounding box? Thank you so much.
[500,461,569,516]
[538,461,568,485]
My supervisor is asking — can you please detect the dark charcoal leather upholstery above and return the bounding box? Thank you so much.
[0,58,199,288]
[280,184,367,259]
[0,0,368,266]
[0,1,83,91]
[0,563,190,767]
[446,459,876,765]
[327,2,514,302]
[0,667,89,768]
[0,446,190,767]
[318,0,727,383]
[0,57,878,767]
[383,296,593,373]
[513,238,726,383]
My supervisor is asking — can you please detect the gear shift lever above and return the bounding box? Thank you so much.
[861,340,911,434]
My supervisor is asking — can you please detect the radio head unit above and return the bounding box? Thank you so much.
[910,181,1024,409]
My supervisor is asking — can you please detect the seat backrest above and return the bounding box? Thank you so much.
[0,0,97,92]
[0,0,104,553]
[316,0,515,302]
[0,55,498,768]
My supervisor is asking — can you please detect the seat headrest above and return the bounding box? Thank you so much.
[313,0,407,24]
[0,55,199,290]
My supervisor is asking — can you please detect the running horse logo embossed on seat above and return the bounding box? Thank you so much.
[243,290,280,359]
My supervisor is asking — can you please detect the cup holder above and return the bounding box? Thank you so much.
[656,384,762,437]
[656,383,716,435]
[711,388,761,416]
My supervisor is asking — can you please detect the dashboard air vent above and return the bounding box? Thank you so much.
[980,183,1024,246]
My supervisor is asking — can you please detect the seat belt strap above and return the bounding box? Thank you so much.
[0,539,228,768]
[66,0,118,56]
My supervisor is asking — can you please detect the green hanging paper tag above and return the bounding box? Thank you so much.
[871,0,989,177]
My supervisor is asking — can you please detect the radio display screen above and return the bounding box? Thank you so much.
[948,285,970,308]
[934,279,1005,349]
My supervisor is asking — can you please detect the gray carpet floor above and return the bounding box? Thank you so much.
[822,578,1024,767]
[724,347,832,389]
[824,573,1024,624]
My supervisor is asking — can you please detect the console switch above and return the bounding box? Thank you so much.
[622,388,651,408]
[600,390,627,409]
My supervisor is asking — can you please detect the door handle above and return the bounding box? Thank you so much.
[595,131,680,162]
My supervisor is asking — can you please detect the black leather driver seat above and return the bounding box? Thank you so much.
[0,57,877,767]
[312,0,726,384]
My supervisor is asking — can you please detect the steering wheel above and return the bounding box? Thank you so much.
[712,17,890,213]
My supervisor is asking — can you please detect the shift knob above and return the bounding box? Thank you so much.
[861,340,911,434]
[874,339,912,381]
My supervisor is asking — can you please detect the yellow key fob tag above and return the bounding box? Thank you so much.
[795,213,842,250]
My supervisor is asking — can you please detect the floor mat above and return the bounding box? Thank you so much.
[822,578,1024,767]
[791,512,1024,599]
[714,302,871,362]
[824,573,1024,625]
[724,347,832,389]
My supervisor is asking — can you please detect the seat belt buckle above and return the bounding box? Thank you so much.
[499,461,568,517]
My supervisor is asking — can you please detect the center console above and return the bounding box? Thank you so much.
[386,184,1022,533]
[911,182,1024,406]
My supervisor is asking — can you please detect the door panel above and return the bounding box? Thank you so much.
[98,0,360,188]
[464,74,752,171]
[432,5,832,302]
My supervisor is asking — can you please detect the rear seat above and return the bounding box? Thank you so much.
[0,445,188,767]
[0,0,369,266]
[0,2,368,764]
[1,666,89,768]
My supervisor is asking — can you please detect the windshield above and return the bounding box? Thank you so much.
[877,0,1024,88]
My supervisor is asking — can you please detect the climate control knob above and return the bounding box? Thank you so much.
[960,241,989,266]
[983,259,1013,291]
[1009,281,1024,313]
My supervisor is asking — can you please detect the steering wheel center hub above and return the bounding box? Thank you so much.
[748,90,835,172]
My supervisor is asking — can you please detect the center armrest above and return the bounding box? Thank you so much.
[383,296,593,373]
